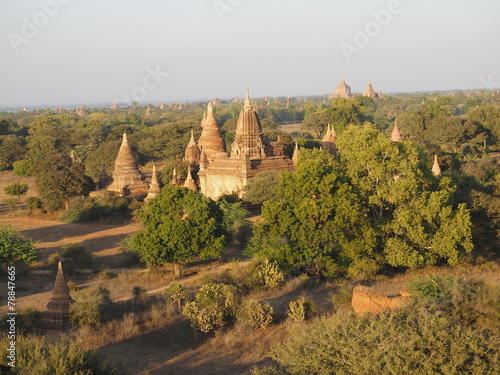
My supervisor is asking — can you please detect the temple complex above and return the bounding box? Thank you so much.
[107,133,149,199]
[189,89,294,200]
[37,262,74,333]
[363,82,381,98]
[330,77,353,99]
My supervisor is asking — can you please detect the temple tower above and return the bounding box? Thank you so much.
[197,103,226,160]
[107,133,148,199]
[231,89,266,159]
[37,262,74,333]
[184,130,201,164]
[184,168,198,191]
[391,121,402,142]
[363,82,380,98]
[292,142,300,164]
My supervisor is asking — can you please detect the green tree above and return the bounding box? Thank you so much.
[13,159,32,176]
[247,149,377,278]
[4,181,29,202]
[338,124,473,267]
[34,154,94,211]
[128,185,226,276]
[244,170,283,204]
[0,225,37,268]
[0,135,26,170]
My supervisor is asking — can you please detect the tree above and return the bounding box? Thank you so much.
[128,185,226,276]
[244,170,283,204]
[4,181,29,202]
[0,225,37,268]
[0,135,26,170]
[338,124,473,268]
[34,154,94,211]
[13,159,32,176]
[247,149,378,278]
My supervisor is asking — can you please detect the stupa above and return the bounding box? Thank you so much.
[321,124,337,155]
[145,165,161,200]
[37,262,74,333]
[107,133,148,199]
[363,82,381,98]
[432,155,442,176]
[391,121,402,142]
[197,103,226,160]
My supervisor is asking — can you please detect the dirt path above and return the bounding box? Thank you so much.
[0,216,141,268]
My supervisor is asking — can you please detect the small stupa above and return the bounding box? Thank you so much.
[145,165,161,200]
[292,142,300,164]
[171,168,179,186]
[37,261,74,333]
[432,155,442,176]
[391,121,402,142]
[111,101,119,109]
[107,133,148,199]
[184,168,198,191]
[185,130,201,164]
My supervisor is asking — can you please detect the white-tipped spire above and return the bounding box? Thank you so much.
[244,88,252,110]
[432,155,442,176]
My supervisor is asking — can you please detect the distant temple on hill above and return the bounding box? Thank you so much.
[330,78,381,99]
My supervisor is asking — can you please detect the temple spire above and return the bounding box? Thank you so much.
[391,121,402,142]
[244,88,252,110]
[197,102,226,160]
[146,164,161,200]
[292,142,300,164]
[184,168,198,191]
[171,168,178,185]
[432,155,442,176]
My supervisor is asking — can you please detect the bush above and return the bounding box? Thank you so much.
[253,259,285,289]
[237,300,274,329]
[67,281,79,291]
[162,282,190,313]
[330,285,355,312]
[0,334,121,374]
[287,296,315,322]
[59,193,131,223]
[71,287,112,327]
[182,283,239,333]
[269,306,500,375]
[61,244,93,268]
[132,286,147,300]
[13,159,32,177]
[26,197,43,212]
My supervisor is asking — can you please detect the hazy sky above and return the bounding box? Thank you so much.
[1,0,499,108]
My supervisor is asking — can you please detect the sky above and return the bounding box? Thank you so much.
[0,0,499,109]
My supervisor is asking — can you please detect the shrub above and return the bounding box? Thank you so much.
[59,193,131,223]
[237,300,274,329]
[132,286,147,300]
[269,306,500,375]
[0,334,121,374]
[61,244,93,268]
[162,282,190,312]
[26,197,43,212]
[254,259,284,289]
[287,296,315,322]
[13,159,33,177]
[182,283,239,333]
[330,285,355,312]
[71,287,112,327]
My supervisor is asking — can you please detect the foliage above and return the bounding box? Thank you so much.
[247,149,378,278]
[127,185,226,268]
[244,170,283,204]
[0,334,121,374]
[237,300,274,329]
[216,198,250,238]
[33,153,94,211]
[71,287,113,327]
[268,290,500,374]
[61,244,94,268]
[286,296,315,321]
[0,135,26,171]
[0,225,37,268]
[162,282,190,312]
[25,197,43,212]
[253,259,285,289]
[4,181,29,202]
[59,192,130,223]
[13,159,32,176]
[182,282,239,333]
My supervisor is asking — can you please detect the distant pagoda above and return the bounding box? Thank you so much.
[363,82,381,98]
[321,124,337,155]
[330,77,353,99]
[391,121,402,142]
[37,261,74,333]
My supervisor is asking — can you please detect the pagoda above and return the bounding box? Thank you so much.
[363,82,381,98]
[321,124,337,155]
[391,121,402,142]
[330,77,353,99]
[107,133,148,199]
[37,262,74,333]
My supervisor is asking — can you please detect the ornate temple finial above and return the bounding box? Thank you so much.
[244,88,252,110]
[391,121,402,142]
[123,133,128,144]
[189,130,196,146]
[331,125,337,141]
[432,155,442,176]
